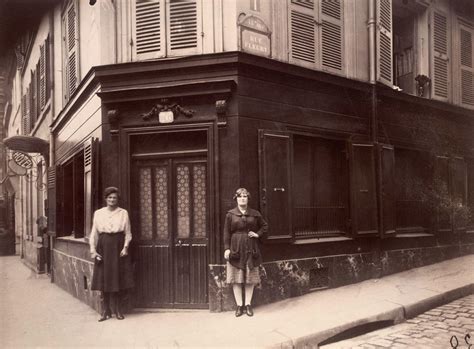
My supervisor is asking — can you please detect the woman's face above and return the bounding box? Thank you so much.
[106,193,118,208]
[237,194,249,207]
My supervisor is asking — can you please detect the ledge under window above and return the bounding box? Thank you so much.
[55,235,89,245]
[293,236,353,245]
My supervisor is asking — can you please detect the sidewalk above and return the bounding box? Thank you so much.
[0,254,473,348]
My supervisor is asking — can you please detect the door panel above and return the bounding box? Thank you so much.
[133,156,208,308]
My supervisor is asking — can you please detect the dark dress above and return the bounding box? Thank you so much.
[91,232,134,292]
[224,207,268,284]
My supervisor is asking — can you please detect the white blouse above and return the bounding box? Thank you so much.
[89,207,132,254]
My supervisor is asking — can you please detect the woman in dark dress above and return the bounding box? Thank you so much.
[224,188,267,317]
[90,187,134,321]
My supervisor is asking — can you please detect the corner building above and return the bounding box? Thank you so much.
[2,0,474,312]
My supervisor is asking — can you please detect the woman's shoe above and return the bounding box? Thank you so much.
[235,305,244,317]
[116,305,125,320]
[98,309,111,322]
[245,305,254,317]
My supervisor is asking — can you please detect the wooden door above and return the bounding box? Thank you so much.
[132,156,208,308]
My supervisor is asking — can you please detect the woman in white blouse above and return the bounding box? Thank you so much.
[90,187,134,321]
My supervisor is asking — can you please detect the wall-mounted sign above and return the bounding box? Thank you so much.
[12,151,33,169]
[238,15,271,58]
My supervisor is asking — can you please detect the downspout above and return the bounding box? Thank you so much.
[48,8,56,283]
[369,0,383,278]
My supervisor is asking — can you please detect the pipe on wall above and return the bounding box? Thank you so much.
[368,0,376,84]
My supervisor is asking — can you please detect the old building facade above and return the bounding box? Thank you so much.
[1,0,473,311]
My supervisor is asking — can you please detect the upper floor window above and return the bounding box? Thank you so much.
[21,36,51,135]
[132,0,202,61]
[62,0,80,103]
[289,0,344,75]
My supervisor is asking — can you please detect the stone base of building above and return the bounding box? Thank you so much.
[209,243,474,312]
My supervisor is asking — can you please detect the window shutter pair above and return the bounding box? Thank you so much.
[259,131,395,242]
[63,1,79,102]
[84,138,99,239]
[289,0,344,73]
[133,0,202,60]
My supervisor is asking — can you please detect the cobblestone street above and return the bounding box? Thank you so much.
[322,295,474,349]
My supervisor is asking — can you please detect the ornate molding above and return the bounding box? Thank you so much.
[141,99,195,121]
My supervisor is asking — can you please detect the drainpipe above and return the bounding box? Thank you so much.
[369,0,383,278]
[48,9,55,283]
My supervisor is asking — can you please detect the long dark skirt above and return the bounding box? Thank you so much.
[91,232,134,292]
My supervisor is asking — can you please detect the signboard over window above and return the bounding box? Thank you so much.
[238,14,271,58]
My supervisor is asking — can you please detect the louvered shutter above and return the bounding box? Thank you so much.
[25,88,31,134]
[258,130,293,242]
[376,0,393,86]
[379,144,396,237]
[320,0,344,73]
[47,167,57,235]
[21,94,27,135]
[45,35,51,103]
[30,71,37,125]
[460,25,474,107]
[289,0,317,69]
[39,43,46,109]
[431,11,450,101]
[64,1,79,100]
[84,138,98,239]
[349,143,378,236]
[133,0,165,60]
[167,0,202,56]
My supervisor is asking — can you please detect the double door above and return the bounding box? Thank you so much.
[132,156,208,308]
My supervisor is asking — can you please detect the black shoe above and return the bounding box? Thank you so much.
[235,306,244,317]
[98,309,111,322]
[245,305,254,317]
[116,306,125,320]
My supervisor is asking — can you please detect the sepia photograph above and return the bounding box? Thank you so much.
[0,0,473,347]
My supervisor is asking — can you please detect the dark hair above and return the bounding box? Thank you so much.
[103,186,119,199]
[232,188,251,200]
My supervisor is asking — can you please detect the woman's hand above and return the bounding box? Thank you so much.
[224,249,230,261]
[91,251,102,260]
[120,247,128,257]
[248,231,259,238]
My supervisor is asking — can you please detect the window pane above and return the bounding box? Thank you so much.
[176,164,190,238]
[139,167,153,240]
[193,164,206,238]
[154,166,169,239]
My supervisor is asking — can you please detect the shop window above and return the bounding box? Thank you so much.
[57,151,85,238]
[292,136,349,238]
[259,131,362,242]
[394,148,432,233]
[62,0,80,103]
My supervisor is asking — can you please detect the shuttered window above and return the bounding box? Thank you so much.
[39,43,46,109]
[460,25,474,107]
[431,11,450,101]
[288,0,344,73]
[62,0,80,103]
[133,0,201,60]
[376,0,393,86]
